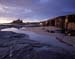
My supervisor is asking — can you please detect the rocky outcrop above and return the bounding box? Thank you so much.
[0,31,73,59]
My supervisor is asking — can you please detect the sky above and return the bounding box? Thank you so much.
[0,0,75,23]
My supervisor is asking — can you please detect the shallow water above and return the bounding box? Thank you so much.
[1,27,75,52]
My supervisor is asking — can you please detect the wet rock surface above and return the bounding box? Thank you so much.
[0,31,74,59]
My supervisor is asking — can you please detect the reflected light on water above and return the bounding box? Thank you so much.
[1,27,18,31]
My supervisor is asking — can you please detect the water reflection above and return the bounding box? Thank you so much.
[1,27,75,52]
[1,27,18,31]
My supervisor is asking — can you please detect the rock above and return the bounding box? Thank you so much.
[0,31,30,58]
[32,46,73,59]
[0,31,73,59]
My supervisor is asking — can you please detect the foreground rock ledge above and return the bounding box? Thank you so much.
[0,31,73,59]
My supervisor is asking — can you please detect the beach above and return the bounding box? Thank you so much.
[0,25,75,59]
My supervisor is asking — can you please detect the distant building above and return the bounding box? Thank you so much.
[12,19,23,24]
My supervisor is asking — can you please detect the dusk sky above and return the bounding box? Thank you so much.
[0,0,75,23]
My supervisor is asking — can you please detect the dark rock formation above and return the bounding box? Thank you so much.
[0,31,74,59]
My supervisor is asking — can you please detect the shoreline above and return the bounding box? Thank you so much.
[0,26,75,59]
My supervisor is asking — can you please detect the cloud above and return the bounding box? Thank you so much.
[0,0,75,23]
[0,3,17,13]
[62,8,75,12]
[39,0,49,4]
[0,17,16,23]
[0,3,33,18]
[0,4,7,13]
[23,9,32,13]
